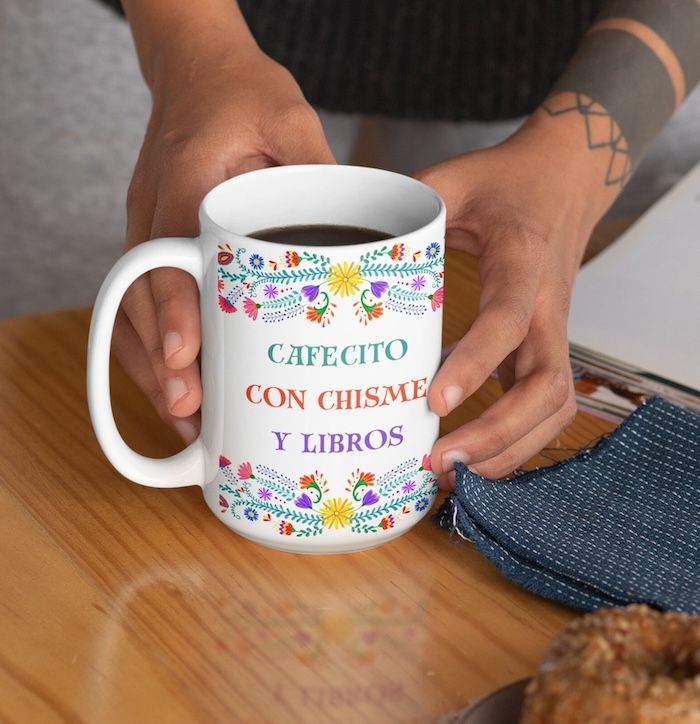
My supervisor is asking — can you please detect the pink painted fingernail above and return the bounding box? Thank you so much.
[174,420,198,444]
[442,449,470,472]
[442,385,463,414]
[166,377,188,410]
[164,331,183,361]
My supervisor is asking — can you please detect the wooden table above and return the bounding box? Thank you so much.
[0,251,614,723]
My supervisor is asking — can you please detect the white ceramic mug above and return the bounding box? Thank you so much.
[88,165,446,553]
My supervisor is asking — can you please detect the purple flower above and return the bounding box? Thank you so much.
[361,489,380,507]
[295,493,313,509]
[370,281,389,299]
[257,487,272,501]
[263,284,279,299]
[401,480,416,494]
[301,285,320,302]
[411,276,426,291]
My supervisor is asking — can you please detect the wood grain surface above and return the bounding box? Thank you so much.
[0,249,614,723]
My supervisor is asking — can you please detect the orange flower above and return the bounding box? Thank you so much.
[299,474,316,488]
[365,302,383,320]
[358,472,375,486]
[306,306,324,323]
[278,521,294,536]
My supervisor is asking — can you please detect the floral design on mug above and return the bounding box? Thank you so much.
[218,454,436,537]
[216,241,444,327]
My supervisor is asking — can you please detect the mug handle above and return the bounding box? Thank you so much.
[87,238,207,488]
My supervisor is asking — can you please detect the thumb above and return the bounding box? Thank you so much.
[413,157,472,222]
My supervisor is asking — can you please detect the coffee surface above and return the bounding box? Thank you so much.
[250,224,392,246]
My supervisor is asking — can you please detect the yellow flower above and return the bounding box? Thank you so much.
[319,497,355,529]
[327,261,363,297]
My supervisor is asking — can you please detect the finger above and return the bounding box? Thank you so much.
[497,351,517,392]
[428,245,541,417]
[466,402,577,479]
[148,161,228,370]
[149,269,201,370]
[119,277,202,417]
[438,471,456,491]
[435,402,577,487]
[113,309,201,443]
[433,313,573,473]
[433,359,573,474]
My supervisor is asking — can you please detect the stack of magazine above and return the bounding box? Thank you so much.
[568,163,700,422]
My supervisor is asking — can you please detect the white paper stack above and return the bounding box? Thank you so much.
[568,163,700,421]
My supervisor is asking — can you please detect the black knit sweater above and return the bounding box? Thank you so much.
[99,0,602,121]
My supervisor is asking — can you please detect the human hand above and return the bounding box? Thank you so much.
[417,114,618,483]
[115,43,334,442]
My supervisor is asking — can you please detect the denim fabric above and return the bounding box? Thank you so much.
[436,398,700,612]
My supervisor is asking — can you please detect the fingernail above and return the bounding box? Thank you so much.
[442,449,470,472]
[174,419,198,444]
[164,331,183,361]
[166,377,188,410]
[442,385,463,414]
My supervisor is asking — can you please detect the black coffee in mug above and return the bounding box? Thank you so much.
[251,224,392,246]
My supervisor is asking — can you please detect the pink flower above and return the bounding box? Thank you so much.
[218,295,236,313]
[237,461,255,479]
[421,454,432,471]
[430,286,444,311]
[243,297,260,320]
[218,494,229,509]
[219,455,232,468]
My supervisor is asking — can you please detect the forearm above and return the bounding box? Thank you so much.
[536,0,700,190]
[121,0,259,90]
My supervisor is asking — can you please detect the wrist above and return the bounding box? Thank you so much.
[507,106,622,230]
[123,0,260,91]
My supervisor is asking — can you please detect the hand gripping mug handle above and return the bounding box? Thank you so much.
[87,238,206,488]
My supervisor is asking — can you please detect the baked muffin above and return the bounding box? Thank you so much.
[520,605,700,723]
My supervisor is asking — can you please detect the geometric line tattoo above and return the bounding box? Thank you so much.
[543,92,632,187]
